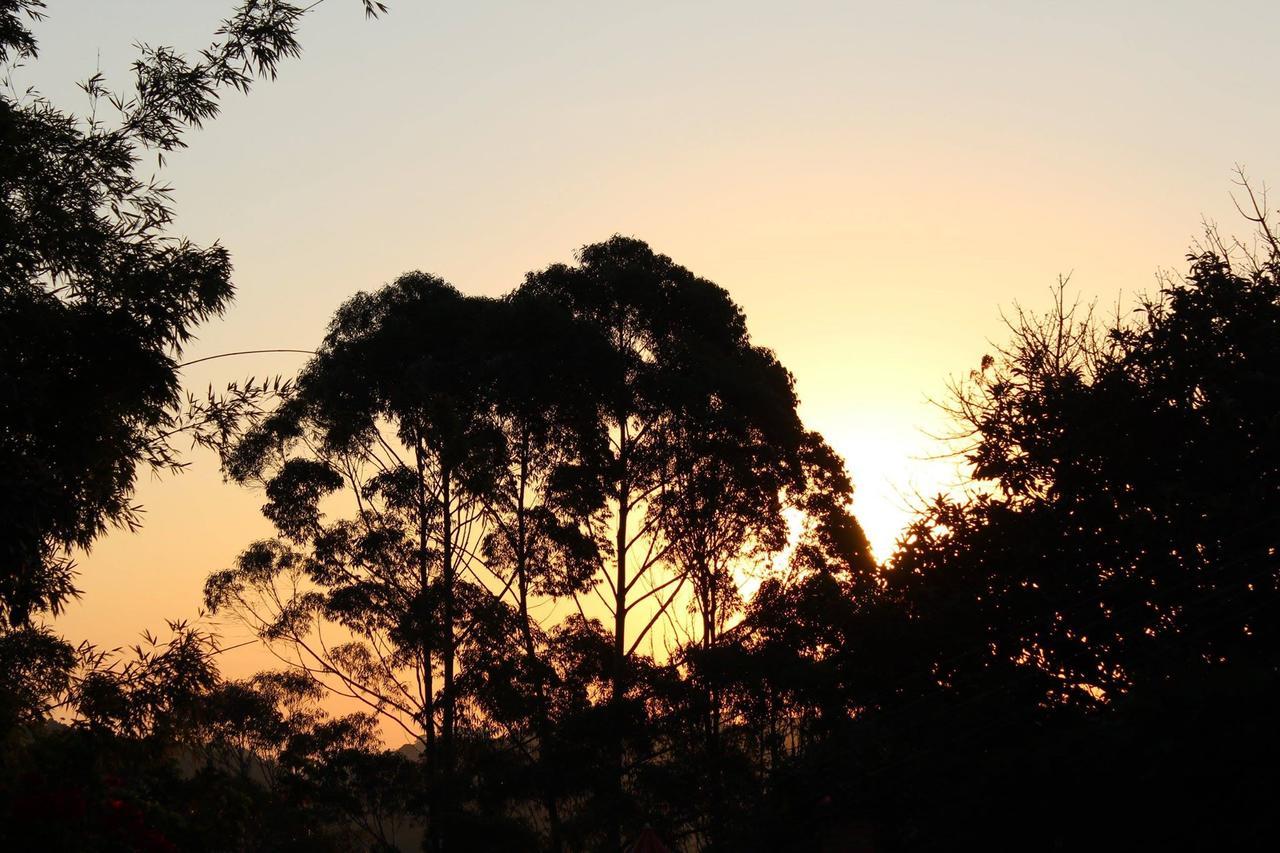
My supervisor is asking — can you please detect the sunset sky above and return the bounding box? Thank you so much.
[26,0,1280,677]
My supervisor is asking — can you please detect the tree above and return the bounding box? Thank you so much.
[210,239,876,849]
[2,620,402,852]
[208,274,612,847]
[519,236,874,845]
[894,230,1280,700]
[878,196,1280,848]
[0,0,383,722]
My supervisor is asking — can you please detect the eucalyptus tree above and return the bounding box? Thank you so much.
[206,275,609,847]
[210,239,882,847]
[656,344,811,654]
[649,350,805,843]
[470,289,609,708]
[207,276,502,756]
[518,236,874,843]
[663,429,879,848]
[651,428,792,849]
[519,238,787,693]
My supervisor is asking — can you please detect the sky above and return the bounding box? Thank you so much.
[22,0,1280,679]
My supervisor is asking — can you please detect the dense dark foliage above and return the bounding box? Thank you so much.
[0,0,380,689]
[867,231,1280,850]
[197,223,1280,851]
[202,238,874,850]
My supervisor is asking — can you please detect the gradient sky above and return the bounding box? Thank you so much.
[24,0,1280,679]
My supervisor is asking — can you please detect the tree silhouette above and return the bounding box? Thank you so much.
[207,274,610,847]
[518,237,856,844]
[206,238,876,849]
[2,620,408,852]
[0,0,383,728]
[894,234,1280,704]
[878,204,1280,849]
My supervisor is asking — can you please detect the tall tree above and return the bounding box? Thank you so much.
[208,274,610,847]
[519,236,865,843]
[208,276,505,840]
[211,240,876,849]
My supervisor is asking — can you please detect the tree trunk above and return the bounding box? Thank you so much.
[441,467,456,785]
[515,436,564,851]
[610,417,630,852]
[415,443,440,852]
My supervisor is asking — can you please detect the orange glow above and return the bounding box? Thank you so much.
[32,0,1279,688]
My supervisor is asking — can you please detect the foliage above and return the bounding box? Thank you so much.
[874,207,1280,848]
[0,10,383,831]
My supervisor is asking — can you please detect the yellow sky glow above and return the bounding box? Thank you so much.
[26,1,1278,689]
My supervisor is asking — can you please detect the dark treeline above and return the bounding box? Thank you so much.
[2,2,1279,851]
